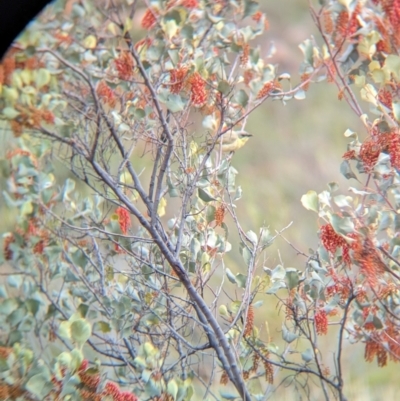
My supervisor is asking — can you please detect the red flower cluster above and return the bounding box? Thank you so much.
[336,10,350,38]
[240,44,250,67]
[116,207,131,234]
[182,0,198,8]
[141,8,158,30]
[114,52,134,81]
[323,9,334,34]
[359,140,381,172]
[320,224,346,254]
[378,88,393,110]
[365,339,387,367]
[256,81,279,99]
[189,72,208,107]
[169,66,188,94]
[379,132,400,169]
[215,204,226,227]
[96,81,117,107]
[315,309,328,335]
[103,382,138,401]
[243,304,254,337]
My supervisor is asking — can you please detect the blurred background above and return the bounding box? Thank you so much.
[1,0,397,400]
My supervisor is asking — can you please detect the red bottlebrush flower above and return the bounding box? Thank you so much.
[359,140,381,172]
[243,304,254,337]
[79,360,89,371]
[104,382,121,398]
[263,350,274,384]
[256,81,278,99]
[251,352,260,373]
[189,72,208,107]
[169,66,188,94]
[342,149,356,160]
[96,81,117,107]
[336,10,350,38]
[240,44,250,67]
[323,9,334,34]
[141,8,158,30]
[315,309,328,335]
[320,224,345,254]
[385,324,400,360]
[80,371,101,391]
[378,88,393,110]
[120,391,138,401]
[114,52,135,81]
[348,2,361,35]
[182,0,198,8]
[1,56,16,85]
[134,38,152,52]
[379,132,400,170]
[116,207,131,234]
[40,110,55,125]
[365,339,387,367]
[215,204,226,227]
[25,57,40,70]
[382,0,400,28]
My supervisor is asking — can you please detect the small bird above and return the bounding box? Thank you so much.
[208,130,253,153]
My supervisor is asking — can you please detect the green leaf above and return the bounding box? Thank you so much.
[25,373,52,398]
[282,326,299,343]
[301,190,319,212]
[166,94,186,113]
[246,230,258,244]
[393,102,400,122]
[244,0,259,18]
[384,55,400,81]
[167,380,179,400]
[7,275,22,288]
[340,160,358,180]
[95,321,112,333]
[219,305,228,316]
[285,268,299,290]
[301,348,313,363]
[2,107,20,119]
[70,319,91,345]
[77,303,89,318]
[271,265,286,280]
[134,108,146,119]
[330,214,355,235]
[219,389,239,400]
[58,321,71,340]
[70,348,84,370]
[266,280,286,294]
[235,273,247,288]
[217,80,230,95]
[35,68,51,89]
[198,188,216,202]
[241,246,252,266]
[235,89,249,108]
[0,298,18,315]
[294,89,306,100]
[226,268,236,284]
